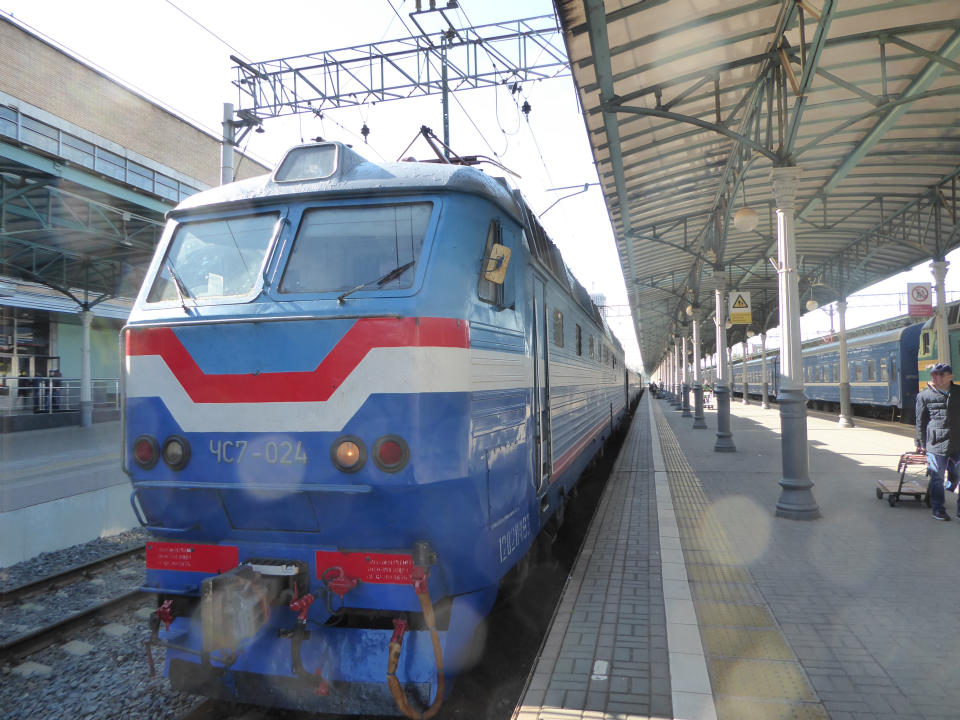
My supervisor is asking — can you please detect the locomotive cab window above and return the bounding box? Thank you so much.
[279,203,431,294]
[148,212,280,303]
[479,220,504,306]
[576,325,583,356]
[553,309,564,347]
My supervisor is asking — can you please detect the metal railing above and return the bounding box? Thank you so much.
[0,104,200,203]
[0,377,120,415]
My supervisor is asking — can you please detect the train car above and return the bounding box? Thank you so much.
[123,141,638,715]
[801,324,922,420]
[730,320,922,421]
[917,300,960,387]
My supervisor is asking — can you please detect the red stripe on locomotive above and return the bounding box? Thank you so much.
[126,317,469,403]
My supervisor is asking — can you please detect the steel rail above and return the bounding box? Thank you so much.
[0,544,145,604]
[0,589,147,662]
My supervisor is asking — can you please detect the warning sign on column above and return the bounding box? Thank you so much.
[728,291,751,325]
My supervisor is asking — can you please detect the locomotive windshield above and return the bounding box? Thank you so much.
[279,203,431,293]
[147,213,279,302]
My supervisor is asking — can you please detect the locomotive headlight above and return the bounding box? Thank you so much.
[132,435,160,470]
[331,436,366,473]
[161,435,191,470]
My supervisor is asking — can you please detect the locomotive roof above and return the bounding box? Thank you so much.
[171,141,523,222]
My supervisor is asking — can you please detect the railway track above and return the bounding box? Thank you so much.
[804,407,915,436]
[0,543,145,605]
[0,588,147,663]
[0,544,148,663]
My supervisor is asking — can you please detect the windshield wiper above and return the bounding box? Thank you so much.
[165,259,193,310]
[337,261,415,304]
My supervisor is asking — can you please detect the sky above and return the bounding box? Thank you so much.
[1,0,957,372]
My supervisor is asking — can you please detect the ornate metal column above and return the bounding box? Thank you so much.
[932,259,950,363]
[667,347,675,401]
[771,167,820,519]
[760,332,770,409]
[681,333,692,417]
[714,278,736,452]
[837,297,854,427]
[692,317,707,428]
[741,340,750,404]
[80,309,93,428]
[672,340,683,408]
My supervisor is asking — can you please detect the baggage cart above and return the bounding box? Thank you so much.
[875,451,929,507]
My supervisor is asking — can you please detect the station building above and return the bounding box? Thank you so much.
[0,14,268,429]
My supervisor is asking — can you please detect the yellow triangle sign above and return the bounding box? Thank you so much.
[732,294,748,309]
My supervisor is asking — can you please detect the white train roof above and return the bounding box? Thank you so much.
[171,142,521,221]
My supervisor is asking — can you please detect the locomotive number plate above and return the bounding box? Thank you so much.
[209,439,308,465]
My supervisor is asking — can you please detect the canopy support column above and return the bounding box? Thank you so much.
[837,297,855,427]
[672,342,682,408]
[80,309,93,428]
[741,341,750,404]
[692,318,707,428]
[760,332,770,409]
[681,333,692,417]
[932,259,950,364]
[772,167,820,520]
[714,279,736,452]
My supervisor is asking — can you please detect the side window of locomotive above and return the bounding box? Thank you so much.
[279,203,431,293]
[589,336,595,360]
[576,325,583,356]
[921,331,932,356]
[478,220,503,306]
[148,212,279,302]
[553,309,564,347]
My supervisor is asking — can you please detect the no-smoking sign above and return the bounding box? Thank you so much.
[908,282,933,316]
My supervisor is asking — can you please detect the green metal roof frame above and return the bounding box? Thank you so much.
[556,0,960,373]
[0,142,167,307]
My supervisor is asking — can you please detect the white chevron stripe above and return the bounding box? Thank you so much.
[126,347,532,433]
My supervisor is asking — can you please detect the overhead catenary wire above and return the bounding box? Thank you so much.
[162,0,251,61]
[451,3,561,188]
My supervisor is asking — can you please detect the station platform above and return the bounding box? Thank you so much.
[0,421,135,567]
[514,392,960,720]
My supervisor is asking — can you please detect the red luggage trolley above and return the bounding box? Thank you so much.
[875,451,930,507]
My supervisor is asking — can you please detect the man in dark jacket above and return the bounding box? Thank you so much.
[915,362,960,521]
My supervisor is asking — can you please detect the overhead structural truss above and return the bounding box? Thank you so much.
[231,14,569,117]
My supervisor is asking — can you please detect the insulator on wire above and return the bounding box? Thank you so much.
[521,100,531,119]
[361,123,370,143]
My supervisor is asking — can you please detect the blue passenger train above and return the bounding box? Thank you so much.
[123,142,641,715]
[725,320,923,421]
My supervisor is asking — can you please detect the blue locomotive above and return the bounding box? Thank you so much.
[726,318,922,421]
[123,142,641,715]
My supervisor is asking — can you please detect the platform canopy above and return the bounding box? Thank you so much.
[555,0,960,373]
